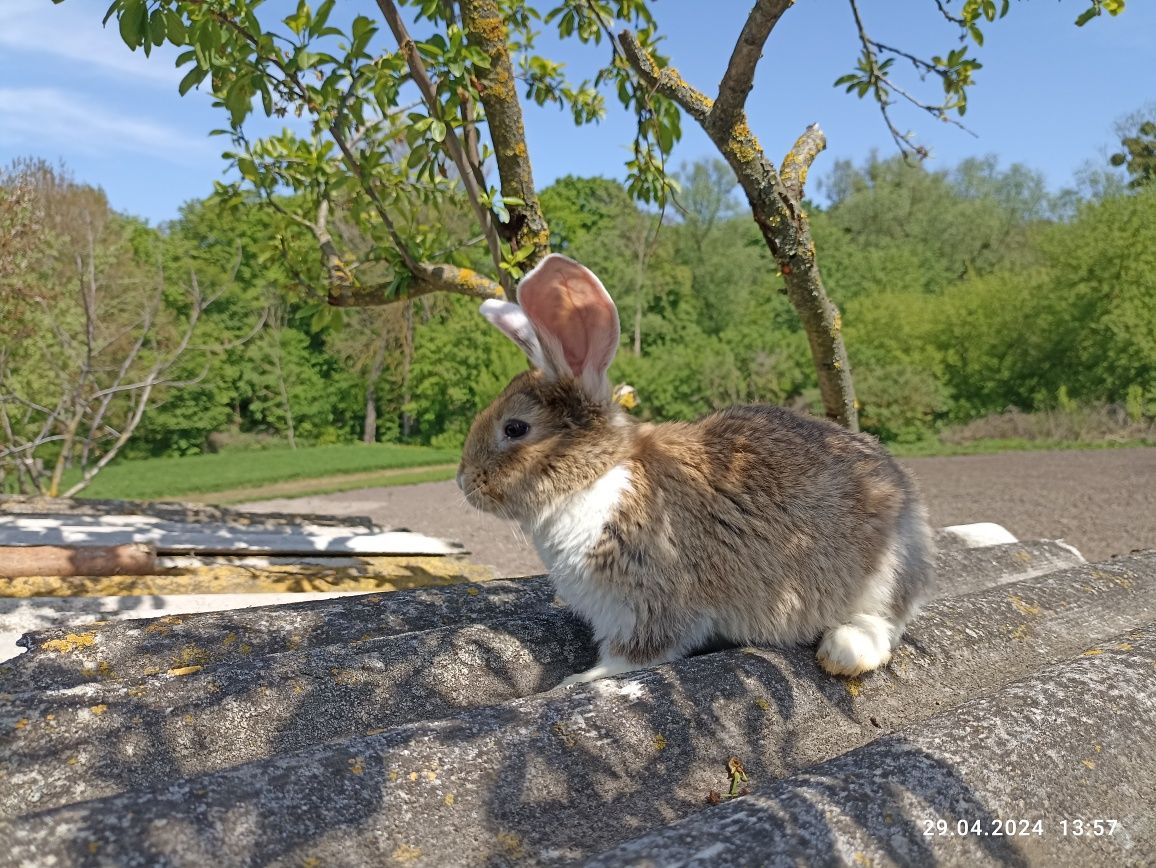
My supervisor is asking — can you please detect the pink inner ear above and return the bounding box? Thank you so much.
[518,256,618,378]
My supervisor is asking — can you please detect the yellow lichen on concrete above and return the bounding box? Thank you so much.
[1082,648,1103,656]
[166,665,203,677]
[391,843,422,862]
[41,632,96,653]
[2,557,493,598]
[444,793,455,806]
[1008,595,1041,617]
[348,758,365,775]
[89,704,108,716]
[497,833,524,859]
[172,645,210,668]
[845,679,861,698]
[653,734,667,751]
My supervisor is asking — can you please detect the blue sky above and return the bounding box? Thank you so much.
[1,0,1151,225]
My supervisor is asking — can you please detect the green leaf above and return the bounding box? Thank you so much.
[165,9,187,45]
[429,119,447,143]
[119,0,146,49]
[284,0,311,36]
[1075,7,1099,25]
[178,66,207,96]
[310,0,336,37]
[149,8,166,46]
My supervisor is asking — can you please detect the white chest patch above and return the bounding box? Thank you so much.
[528,463,635,644]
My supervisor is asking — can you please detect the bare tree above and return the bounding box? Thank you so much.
[0,269,217,497]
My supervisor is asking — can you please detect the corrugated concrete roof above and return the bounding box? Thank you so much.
[1,528,1153,866]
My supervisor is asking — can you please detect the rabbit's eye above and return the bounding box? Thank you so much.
[503,419,530,440]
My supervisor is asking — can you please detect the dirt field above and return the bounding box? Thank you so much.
[243,447,1156,576]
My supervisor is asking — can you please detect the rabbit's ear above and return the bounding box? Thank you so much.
[479,299,547,370]
[516,254,620,401]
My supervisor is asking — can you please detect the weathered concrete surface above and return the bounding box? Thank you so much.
[1,539,1082,693]
[0,578,559,692]
[2,553,1152,864]
[931,537,1083,596]
[0,613,595,817]
[587,625,1156,868]
[0,591,374,664]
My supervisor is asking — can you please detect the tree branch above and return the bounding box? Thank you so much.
[619,29,858,430]
[376,0,510,290]
[710,0,792,134]
[328,261,502,307]
[619,36,714,122]
[847,0,975,158]
[459,0,551,271]
[781,123,826,202]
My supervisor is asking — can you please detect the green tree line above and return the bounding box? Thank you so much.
[2,146,1153,473]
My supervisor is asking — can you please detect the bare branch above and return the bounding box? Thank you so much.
[934,0,966,27]
[781,123,826,201]
[710,0,792,134]
[62,381,156,498]
[847,0,975,158]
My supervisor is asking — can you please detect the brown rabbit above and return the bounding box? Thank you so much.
[458,254,933,686]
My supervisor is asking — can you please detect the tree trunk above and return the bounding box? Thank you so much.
[401,302,414,440]
[363,325,390,444]
[269,331,297,449]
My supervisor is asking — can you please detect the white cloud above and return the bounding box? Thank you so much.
[0,87,213,165]
[0,0,182,87]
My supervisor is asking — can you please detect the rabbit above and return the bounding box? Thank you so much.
[457,253,934,687]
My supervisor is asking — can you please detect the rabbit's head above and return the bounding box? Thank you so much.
[457,255,630,521]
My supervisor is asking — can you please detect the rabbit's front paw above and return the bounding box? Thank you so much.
[558,655,640,688]
[817,618,893,677]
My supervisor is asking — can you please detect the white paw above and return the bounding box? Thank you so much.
[816,623,891,677]
[558,656,639,688]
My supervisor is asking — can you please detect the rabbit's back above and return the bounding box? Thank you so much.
[605,404,928,646]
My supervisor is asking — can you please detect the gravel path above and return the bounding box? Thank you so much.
[242,447,1156,576]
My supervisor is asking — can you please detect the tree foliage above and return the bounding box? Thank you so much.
[75,0,1127,433]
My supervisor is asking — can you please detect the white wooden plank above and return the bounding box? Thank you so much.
[0,514,377,537]
[0,517,460,556]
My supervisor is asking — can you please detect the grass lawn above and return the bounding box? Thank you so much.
[889,436,1155,458]
[69,443,461,501]
[62,436,1154,504]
